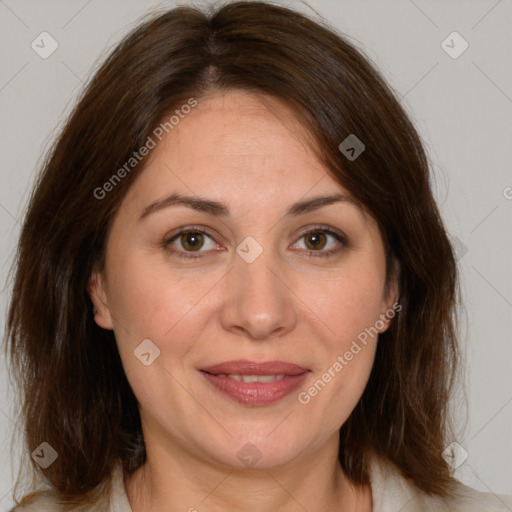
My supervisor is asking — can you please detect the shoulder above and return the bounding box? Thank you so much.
[369,455,512,512]
[8,491,65,512]
[9,491,112,512]
[444,483,512,511]
[9,463,131,512]
[413,484,512,512]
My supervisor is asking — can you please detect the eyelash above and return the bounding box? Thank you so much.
[163,224,348,261]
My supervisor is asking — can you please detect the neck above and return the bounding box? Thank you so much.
[125,432,371,512]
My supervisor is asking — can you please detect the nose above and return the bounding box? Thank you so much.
[219,244,298,341]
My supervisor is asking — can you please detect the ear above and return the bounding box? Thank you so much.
[377,260,400,334]
[88,270,114,330]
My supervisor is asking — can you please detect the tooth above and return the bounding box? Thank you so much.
[224,374,287,383]
[257,375,277,383]
[241,375,259,383]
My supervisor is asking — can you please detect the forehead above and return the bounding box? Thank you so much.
[127,90,346,203]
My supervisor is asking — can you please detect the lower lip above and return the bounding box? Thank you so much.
[200,371,309,406]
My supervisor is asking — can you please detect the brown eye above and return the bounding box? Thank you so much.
[292,227,347,258]
[304,231,327,251]
[164,227,219,259]
[179,231,205,251]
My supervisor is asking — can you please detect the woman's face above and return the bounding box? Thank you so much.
[90,90,397,470]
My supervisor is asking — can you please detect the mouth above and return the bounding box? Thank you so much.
[199,359,310,406]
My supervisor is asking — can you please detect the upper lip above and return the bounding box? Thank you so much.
[200,359,309,376]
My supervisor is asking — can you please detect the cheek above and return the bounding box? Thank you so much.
[310,266,386,345]
[105,249,229,381]
[298,282,380,431]
[105,255,208,411]
[296,263,384,412]
[106,248,203,334]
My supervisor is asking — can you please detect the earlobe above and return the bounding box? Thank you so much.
[378,297,400,333]
[377,297,399,334]
[88,271,113,330]
[379,261,400,333]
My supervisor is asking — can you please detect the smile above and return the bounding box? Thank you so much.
[199,360,310,406]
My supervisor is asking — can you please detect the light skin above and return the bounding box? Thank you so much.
[89,90,398,512]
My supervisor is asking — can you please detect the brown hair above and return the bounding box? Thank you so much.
[5,0,460,506]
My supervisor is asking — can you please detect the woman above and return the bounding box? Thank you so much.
[5,1,511,511]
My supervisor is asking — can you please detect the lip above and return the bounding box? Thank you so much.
[199,360,310,406]
[200,359,309,376]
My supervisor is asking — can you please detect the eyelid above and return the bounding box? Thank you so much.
[289,225,348,258]
[164,224,219,243]
[293,224,348,246]
[164,223,348,258]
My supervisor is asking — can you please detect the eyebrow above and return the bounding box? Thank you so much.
[138,192,353,221]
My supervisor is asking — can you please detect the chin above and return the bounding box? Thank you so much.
[202,430,311,471]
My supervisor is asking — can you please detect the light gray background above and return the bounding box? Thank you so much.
[1,0,511,508]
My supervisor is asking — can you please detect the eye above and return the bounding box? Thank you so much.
[291,226,347,258]
[164,227,220,259]
[163,225,348,261]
